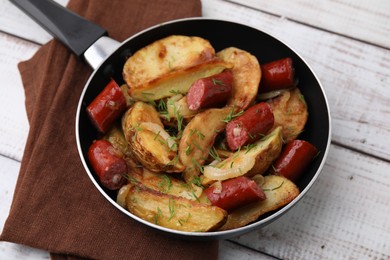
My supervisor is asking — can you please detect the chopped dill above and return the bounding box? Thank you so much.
[154,207,163,224]
[123,174,139,184]
[191,139,203,151]
[223,103,244,123]
[153,130,161,140]
[191,158,204,174]
[208,146,221,162]
[263,181,285,191]
[168,197,175,221]
[192,176,203,188]
[212,78,226,86]
[185,143,192,155]
[158,175,172,193]
[169,89,182,95]
[244,143,257,154]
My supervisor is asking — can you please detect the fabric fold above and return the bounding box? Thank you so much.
[1,0,219,259]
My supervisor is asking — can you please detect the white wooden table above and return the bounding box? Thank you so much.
[1,0,389,259]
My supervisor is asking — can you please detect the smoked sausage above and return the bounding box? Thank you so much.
[259,57,297,93]
[88,139,127,190]
[87,79,127,133]
[204,176,266,212]
[226,102,274,151]
[187,70,233,111]
[271,139,318,182]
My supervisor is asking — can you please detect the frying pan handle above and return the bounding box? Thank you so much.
[10,0,107,58]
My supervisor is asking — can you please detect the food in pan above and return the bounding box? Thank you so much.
[86,35,318,232]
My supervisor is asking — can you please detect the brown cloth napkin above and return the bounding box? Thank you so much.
[0,0,220,259]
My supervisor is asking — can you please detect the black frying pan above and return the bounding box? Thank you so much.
[11,0,331,240]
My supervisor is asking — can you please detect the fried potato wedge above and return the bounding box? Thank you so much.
[217,47,261,110]
[267,88,308,143]
[103,124,131,158]
[219,175,299,230]
[203,127,283,181]
[125,184,227,232]
[126,169,208,203]
[123,35,232,101]
[128,60,230,101]
[178,107,231,183]
[122,101,184,173]
[124,35,215,88]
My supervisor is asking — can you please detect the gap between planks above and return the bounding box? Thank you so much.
[0,29,44,47]
[223,0,390,51]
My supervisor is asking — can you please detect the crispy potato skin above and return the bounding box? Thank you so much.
[178,107,231,183]
[217,47,261,110]
[126,184,227,232]
[267,88,308,143]
[103,124,131,158]
[218,175,299,230]
[128,60,230,101]
[122,102,184,173]
[123,35,215,88]
[128,169,209,203]
[123,35,232,101]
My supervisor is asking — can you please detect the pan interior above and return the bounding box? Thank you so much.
[76,18,330,239]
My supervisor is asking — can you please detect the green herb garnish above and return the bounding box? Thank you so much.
[158,175,172,192]
[212,78,226,86]
[208,146,221,162]
[223,103,244,123]
[263,181,285,191]
[168,197,175,221]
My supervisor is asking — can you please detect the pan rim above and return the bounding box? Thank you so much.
[75,17,332,239]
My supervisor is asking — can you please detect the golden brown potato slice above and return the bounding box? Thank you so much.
[128,60,230,101]
[124,35,215,88]
[267,88,308,143]
[178,107,231,183]
[219,175,299,230]
[217,47,261,110]
[123,35,231,101]
[128,169,209,203]
[126,184,227,232]
[203,127,283,181]
[103,124,131,158]
[122,101,184,173]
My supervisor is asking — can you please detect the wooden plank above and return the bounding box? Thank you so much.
[202,0,390,160]
[0,32,39,161]
[219,240,275,259]
[0,0,68,44]
[228,144,390,259]
[229,0,390,49]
